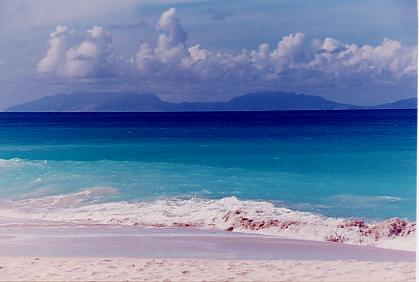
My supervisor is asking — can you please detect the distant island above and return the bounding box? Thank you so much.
[5,92,417,112]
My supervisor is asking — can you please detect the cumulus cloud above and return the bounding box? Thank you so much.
[38,8,417,93]
[37,25,73,74]
[37,25,114,78]
[135,7,188,70]
[306,38,417,85]
[131,9,416,90]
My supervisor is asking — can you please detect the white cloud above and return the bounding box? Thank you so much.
[320,37,345,53]
[135,7,188,70]
[37,25,73,74]
[307,38,417,84]
[64,26,113,78]
[180,44,208,68]
[131,8,416,89]
[271,32,306,70]
[250,43,271,69]
[157,7,187,47]
[37,8,417,93]
[37,25,114,78]
[134,43,155,73]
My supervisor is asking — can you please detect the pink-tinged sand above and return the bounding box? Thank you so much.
[0,224,415,281]
[0,257,415,282]
[0,223,415,261]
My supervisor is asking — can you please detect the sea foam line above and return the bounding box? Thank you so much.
[0,188,415,251]
[0,158,25,168]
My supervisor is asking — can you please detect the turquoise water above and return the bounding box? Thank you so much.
[0,110,415,220]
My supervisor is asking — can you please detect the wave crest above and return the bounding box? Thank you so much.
[0,190,414,251]
[0,158,25,168]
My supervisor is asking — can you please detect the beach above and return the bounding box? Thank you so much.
[0,257,415,281]
[0,223,415,281]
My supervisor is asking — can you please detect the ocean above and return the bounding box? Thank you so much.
[0,110,416,245]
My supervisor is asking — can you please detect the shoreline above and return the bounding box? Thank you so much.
[0,193,415,281]
[0,225,415,281]
[0,224,414,261]
[0,209,415,281]
[0,189,415,252]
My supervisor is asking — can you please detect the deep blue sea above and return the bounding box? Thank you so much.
[0,110,416,221]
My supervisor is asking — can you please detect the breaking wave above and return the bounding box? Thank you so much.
[0,187,415,251]
[0,158,26,168]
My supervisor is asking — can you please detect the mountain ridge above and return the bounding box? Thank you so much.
[370,98,417,110]
[5,92,417,112]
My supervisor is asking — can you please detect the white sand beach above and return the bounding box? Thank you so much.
[0,223,415,281]
[0,257,415,282]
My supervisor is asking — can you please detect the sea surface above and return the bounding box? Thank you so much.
[0,110,416,245]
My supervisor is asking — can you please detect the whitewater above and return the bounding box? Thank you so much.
[0,187,414,251]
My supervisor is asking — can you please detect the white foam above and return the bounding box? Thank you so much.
[330,194,404,204]
[0,188,415,251]
[0,158,25,168]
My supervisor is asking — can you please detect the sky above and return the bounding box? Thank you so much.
[0,0,417,109]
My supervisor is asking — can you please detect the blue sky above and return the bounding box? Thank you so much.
[0,0,417,109]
